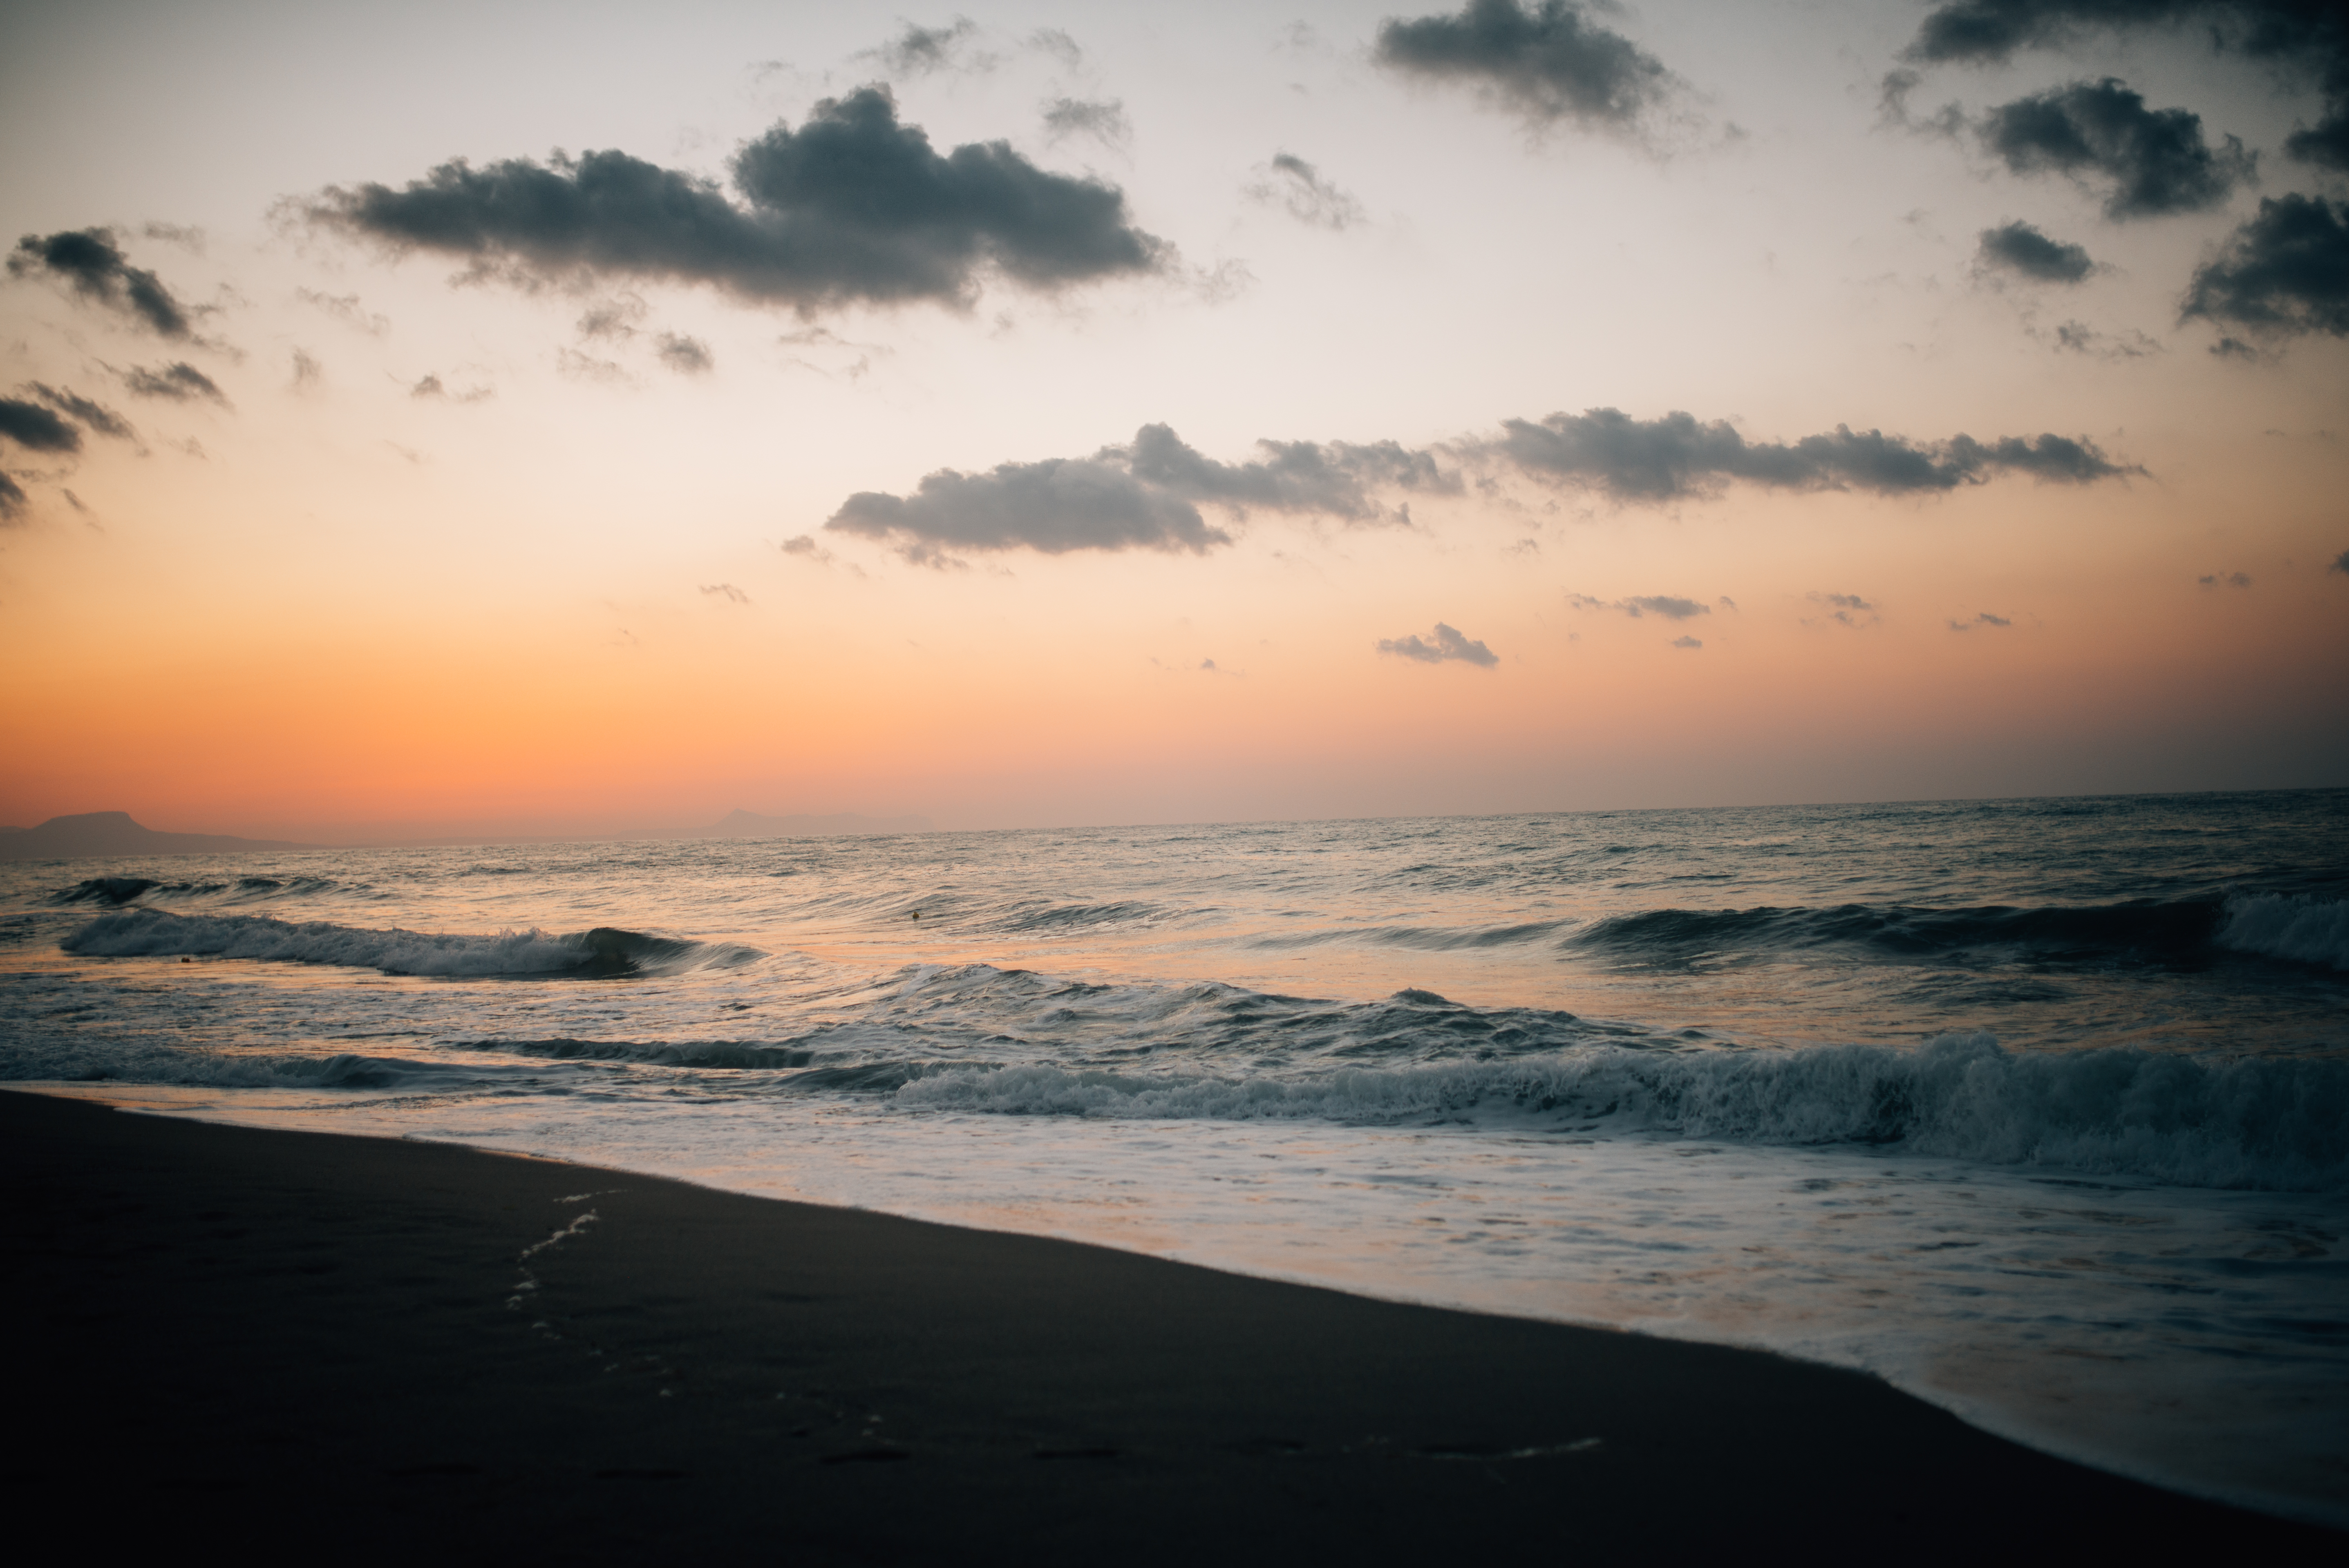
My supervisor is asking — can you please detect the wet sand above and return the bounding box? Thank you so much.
[4,1089,2333,1561]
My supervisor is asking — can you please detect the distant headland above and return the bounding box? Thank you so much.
[0,812,319,862]
[0,807,936,861]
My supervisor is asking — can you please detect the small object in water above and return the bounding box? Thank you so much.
[910,910,921,920]
[180,956,193,964]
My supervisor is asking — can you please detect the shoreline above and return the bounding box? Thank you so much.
[6,1088,2336,1560]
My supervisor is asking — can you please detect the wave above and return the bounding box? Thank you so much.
[0,1038,559,1091]
[1565,895,2349,971]
[2217,894,2349,972]
[58,909,765,979]
[50,874,354,908]
[893,1034,2349,1192]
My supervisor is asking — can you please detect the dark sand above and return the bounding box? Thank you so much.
[5,1090,2333,1562]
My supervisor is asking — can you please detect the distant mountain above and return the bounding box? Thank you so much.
[0,811,318,862]
[708,808,932,839]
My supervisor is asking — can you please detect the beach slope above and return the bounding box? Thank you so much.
[4,1091,2332,1561]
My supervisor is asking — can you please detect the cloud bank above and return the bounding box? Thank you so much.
[1378,622,1499,666]
[1486,408,2135,499]
[830,407,2140,558]
[310,87,1166,313]
[1374,0,1674,132]
[7,228,197,338]
[1904,2,2349,172]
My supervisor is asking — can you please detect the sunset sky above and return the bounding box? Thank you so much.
[3,0,2345,841]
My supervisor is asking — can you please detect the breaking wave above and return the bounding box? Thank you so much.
[49,874,354,908]
[893,1033,2349,1191]
[2216,894,2349,972]
[1566,895,2349,971]
[58,909,764,978]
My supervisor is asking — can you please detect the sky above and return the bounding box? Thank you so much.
[2,0,2345,841]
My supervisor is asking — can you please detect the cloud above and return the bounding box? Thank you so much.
[1484,407,2136,500]
[309,87,1166,313]
[1028,28,1086,72]
[295,288,389,335]
[1244,154,1366,231]
[2051,319,2161,358]
[1807,591,1881,627]
[1568,592,1710,620]
[2181,194,2349,340]
[656,333,713,374]
[0,472,27,522]
[555,348,628,385]
[1949,611,2013,630]
[1377,622,1499,667]
[2199,570,2253,587]
[827,422,1456,559]
[0,396,82,454]
[410,370,493,402]
[2328,548,2348,573]
[1902,2,2349,172]
[1979,79,2251,220]
[1374,0,1675,132]
[863,18,996,77]
[23,383,134,440]
[1976,220,2095,282]
[1670,635,1702,649]
[699,582,751,604]
[119,361,229,405]
[1041,97,1130,152]
[7,227,196,338]
[291,348,322,389]
[576,294,647,340]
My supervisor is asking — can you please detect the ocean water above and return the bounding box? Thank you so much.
[4,790,2346,1523]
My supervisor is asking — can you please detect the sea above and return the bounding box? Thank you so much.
[4,789,2345,1524]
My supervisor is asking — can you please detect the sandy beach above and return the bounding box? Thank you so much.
[5,1089,2333,1562]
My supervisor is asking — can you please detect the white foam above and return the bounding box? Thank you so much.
[893,1033,2349,1191]
[2218,893,2349,971]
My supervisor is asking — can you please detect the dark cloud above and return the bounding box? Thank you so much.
[310,87,1166,313]
[7,228,196,338]
[1374,0,1674,131]
[831,455,1223,562]
[1904,3,2349,172]
[1567,592,1710,620]
[0,396,81,453]
[1980,79,2251,219]
[2199,570,2254,586]
[1041,97,1130,152]
[1377,622,1499,667]
[827,422,1458,560]
[1977,220,2096,281]
[24,383,134,440]
[0,471,27,522]
[1486,407,2136,500]
[2181,193,2349,339]
[2329,548,2349,573]
[656,333,713,374]
[865,18,994,77]
[120,361,229,405]
[1244,154,1366,231]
